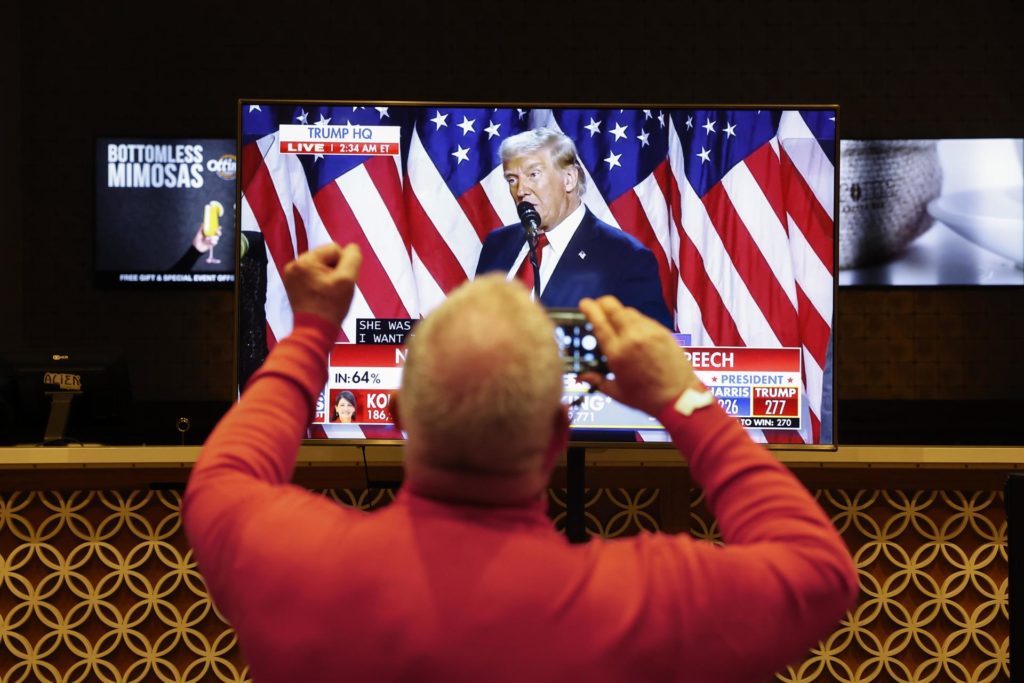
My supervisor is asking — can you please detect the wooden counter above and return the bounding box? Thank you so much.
[2,444,1022,491]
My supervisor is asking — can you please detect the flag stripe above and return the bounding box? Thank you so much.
[633,162,675,263]
[796,285,830,368]
[723,155,799,310]
[607,190,675,315]
[781,150,834,271]
[264,252,292,344]
[669,187,744,345]
[667,171,742,344]
[778,112,835,221]
[335,166,419,316]
[457,183,505,243]
[650,161,680,286]
[241,141,296,276]
[480,164,520,226]
[406,130,485,275]
[314,182,410,318]
[742,143,787,231]
[700,184,797,347]
[787,216,834,324]
[364,156,411,257]
[405,185,473,294]
[339,287,375,343]
[411,249,449,316]
[802,346,825,418]
[292,206,309,255]
[265,323,278,353]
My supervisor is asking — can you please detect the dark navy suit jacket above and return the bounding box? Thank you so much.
[475,209,673,328]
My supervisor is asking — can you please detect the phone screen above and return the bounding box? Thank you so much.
[548,308,608,376]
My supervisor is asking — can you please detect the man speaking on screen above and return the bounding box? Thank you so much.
[183,241,858,682]
[476,127,674,329]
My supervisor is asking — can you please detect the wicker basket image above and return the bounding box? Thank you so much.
[839,140,943,269]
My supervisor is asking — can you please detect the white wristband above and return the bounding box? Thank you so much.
[673,386,715,417]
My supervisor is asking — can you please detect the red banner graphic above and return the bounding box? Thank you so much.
[684,346,801,372]
[329,344,407,368]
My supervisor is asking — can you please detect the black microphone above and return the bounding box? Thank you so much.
[517,202,541,241]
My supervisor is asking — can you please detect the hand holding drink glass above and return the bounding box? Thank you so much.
[192,200,224,263]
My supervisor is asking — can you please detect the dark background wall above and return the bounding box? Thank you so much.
[4,1,1022,442]
[2,3,22,353]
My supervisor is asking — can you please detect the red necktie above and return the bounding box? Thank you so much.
[516,234,549,292]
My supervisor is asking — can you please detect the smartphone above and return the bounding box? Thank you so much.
[547,308,609,376]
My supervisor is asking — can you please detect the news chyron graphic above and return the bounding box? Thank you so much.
[95,138,237,288]
[239,104,836,445]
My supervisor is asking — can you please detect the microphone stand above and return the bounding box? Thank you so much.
[527,231,542,301]
[526,224,584,543]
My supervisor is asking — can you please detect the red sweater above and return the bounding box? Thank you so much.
[183,314,858,683]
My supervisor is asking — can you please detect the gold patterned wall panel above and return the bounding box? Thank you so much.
[691,489,1010,682]
[1,487,1010,683]
[0,490,246,683]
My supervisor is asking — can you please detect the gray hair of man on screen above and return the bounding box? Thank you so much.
[397,274,564,473]
[498,127,588,197]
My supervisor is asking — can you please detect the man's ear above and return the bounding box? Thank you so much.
[563,165,580,194]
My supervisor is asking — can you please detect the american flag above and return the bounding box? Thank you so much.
[239,104,835,444]
[667,109,835,443]
[403,107,530,314]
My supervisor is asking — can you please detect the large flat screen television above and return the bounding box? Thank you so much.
[95,137,237,288]
[838,137,1023,287]
[237,101,838,447]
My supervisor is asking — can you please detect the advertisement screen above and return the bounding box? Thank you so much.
[95,138,237,288]
[839,138,1024,287]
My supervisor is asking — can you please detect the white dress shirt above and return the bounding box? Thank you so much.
[507,201,587,298]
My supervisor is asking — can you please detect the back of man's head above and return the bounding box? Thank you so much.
[398,275,564,475]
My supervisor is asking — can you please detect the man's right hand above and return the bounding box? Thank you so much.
[578,296,699,416]
[283,243,362,328]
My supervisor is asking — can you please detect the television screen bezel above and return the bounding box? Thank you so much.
[235,98,841,452]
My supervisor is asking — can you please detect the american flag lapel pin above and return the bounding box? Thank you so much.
[578,250,586,260]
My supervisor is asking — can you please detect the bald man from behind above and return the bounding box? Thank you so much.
[183,241,858,682]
